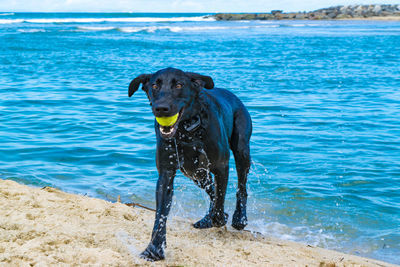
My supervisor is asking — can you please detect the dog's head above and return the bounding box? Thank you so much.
[128,67,214,138]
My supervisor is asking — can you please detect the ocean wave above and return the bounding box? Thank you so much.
[248,220,337,248]
[0,16,214,24]
[0,12,14,16]
[116,25,279,33]
[17,29,46,33]
[292,24,320,27]
[76,26,115,31]
[117,26,158,33]
[0,19,23,24]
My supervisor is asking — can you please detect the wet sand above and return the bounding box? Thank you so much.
[0,179,396,266]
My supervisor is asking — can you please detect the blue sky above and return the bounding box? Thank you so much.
[1,0,399,12]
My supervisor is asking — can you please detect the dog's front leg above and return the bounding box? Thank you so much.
[140,170,175,261]
[211,165,229,227]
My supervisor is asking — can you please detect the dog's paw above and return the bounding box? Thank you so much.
[232,210,247,230]
[140,244,165,262]
[211,212,228,227]
[193,214,213,229]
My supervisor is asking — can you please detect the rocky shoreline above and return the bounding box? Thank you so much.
[213,4,400,20]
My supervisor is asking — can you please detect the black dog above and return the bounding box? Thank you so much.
[128,67,252,261]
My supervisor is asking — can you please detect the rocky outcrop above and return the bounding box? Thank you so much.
[213,4,400,20]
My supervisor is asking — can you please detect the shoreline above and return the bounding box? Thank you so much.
[213,16,400,21]
[212,4,400,21]
[0,178,397,266]
[338,16,400,21]
[212,14,400,21]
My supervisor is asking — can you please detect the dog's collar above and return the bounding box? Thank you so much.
[182,115,201,132]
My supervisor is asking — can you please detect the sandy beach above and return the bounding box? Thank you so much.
[0,179,396,266]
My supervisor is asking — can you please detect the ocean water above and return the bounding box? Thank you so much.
[0,12,399,264]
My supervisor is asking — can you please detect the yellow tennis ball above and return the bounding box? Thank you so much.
[156,113,179,127]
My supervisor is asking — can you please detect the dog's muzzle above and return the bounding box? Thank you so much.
[156,110,183,138]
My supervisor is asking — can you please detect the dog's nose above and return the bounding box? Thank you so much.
[154,104,171,116]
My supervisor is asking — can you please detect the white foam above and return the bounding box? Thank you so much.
[22,16,214,24]
[0,12,14,16]
[118,26,183,33]
[117,26,151,33]
[247,220,336,248]
[165,26,184,32]
[76,26,115,31]
[118,25,279,33]
[291,24,319,27]
[17,29,46,33]
[0,16,214,24]
[0,19,23,24]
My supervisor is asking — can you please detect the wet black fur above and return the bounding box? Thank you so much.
[128,68,252,261]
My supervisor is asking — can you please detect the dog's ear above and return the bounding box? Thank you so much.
[128,74,152,97]
[186,72,214,90]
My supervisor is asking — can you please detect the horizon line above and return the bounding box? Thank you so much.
[2,4,398,14]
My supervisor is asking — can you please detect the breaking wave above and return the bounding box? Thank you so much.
[76,26,115,31]
[17,29,46,33]
[75,25,280,33]
[0,19,23,24]
[0,16,214,24]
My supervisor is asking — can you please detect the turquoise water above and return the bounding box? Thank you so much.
[1,12,399,264]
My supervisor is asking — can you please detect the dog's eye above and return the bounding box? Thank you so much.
[176,83,182,89]
[152,84,158,90]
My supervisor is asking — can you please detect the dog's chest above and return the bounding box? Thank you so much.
[175,133,210,181]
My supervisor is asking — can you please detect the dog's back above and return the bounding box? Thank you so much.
[202,87,252,148]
